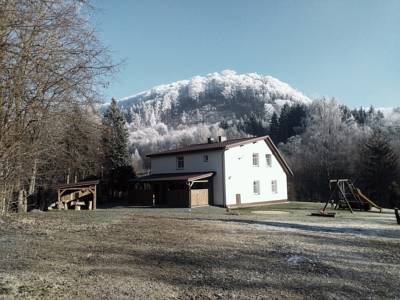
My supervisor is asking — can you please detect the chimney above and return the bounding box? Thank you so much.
[218,136,227,142]
[207,137,215,144]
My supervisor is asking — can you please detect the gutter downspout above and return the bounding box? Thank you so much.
[222,150,227,207]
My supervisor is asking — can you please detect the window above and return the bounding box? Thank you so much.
[203,155,209,162]
[253,180,260,195]
[266,154,272,167]
[252,153,259,167]
[176,156,184,169]
[271,180,278,194]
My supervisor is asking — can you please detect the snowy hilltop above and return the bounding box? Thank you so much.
[117,70,311,168]
[119,70,311,128]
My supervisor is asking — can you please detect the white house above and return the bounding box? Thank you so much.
[137,135,293,208]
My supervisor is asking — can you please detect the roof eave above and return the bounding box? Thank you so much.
[146,147,225,158]
[264,136,294,176]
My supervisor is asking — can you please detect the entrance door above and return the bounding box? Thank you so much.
[236,194,241,205]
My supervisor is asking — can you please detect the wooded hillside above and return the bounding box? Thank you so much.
[0,0,116,213]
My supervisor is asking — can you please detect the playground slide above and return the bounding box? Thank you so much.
[355,188,382,212]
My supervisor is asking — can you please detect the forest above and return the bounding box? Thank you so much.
[1,0,399,214]
[256,101,400,208]
[0,1,132,213]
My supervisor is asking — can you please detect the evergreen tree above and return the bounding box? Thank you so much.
[286,104,307,137]
[278,104,290,143]
[359,130,399,207]
[102,99,133,200]
[275,104,307,144]
[242,113,269,137]
[102,98,131,171]
[269,112,280,143]
[351,107,368,125]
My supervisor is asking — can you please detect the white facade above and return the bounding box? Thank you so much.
[223,140,287,206]
[149,139,289,207]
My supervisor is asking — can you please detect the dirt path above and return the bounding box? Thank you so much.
[0,207,399,299]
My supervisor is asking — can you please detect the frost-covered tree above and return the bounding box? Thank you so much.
[281,99,366,200]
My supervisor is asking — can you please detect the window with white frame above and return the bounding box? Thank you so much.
[252,153,259,167]
[253,180,260,195]
[266,154,272,167]
[176,156,184,169]
[203,154,209,162]
[271,180,278,194]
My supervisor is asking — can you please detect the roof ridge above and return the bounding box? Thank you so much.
[147,135,268,157]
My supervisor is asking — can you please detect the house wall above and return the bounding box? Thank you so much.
[224,140,288,206]
[150,150,225,206]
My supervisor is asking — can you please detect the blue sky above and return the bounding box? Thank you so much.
[92,0,400,107]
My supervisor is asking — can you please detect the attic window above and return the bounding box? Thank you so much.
[203,155,209,162]
[266,154,272,167]
[176,156,184,169]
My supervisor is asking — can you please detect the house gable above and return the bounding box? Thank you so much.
[223,139,289,206]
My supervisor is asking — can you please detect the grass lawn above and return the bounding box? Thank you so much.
[0,202,399,299]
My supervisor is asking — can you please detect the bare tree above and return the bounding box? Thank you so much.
[281,99,368,201]
[0,0,115,213]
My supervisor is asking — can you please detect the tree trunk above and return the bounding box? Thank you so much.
[28,159,38,196]
[18,189,27,213]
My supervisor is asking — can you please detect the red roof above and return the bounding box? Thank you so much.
[147,135,293,176]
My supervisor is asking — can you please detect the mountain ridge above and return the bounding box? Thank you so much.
[118,70,311,128]
[116,70,313,169]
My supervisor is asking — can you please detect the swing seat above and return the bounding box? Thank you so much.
[310,212,336,217]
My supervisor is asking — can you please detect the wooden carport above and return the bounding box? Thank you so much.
[56,180,99,210]
[132,172,214,208]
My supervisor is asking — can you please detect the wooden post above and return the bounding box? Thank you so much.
[187,181,193,208]
[93,184,97,210]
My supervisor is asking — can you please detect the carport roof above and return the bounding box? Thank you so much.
[135,172,215,182]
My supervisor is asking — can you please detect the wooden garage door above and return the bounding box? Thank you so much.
[190,189,209,206]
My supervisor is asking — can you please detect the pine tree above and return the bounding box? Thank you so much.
[102,98,131,171]
[278,104,290,143]
[286,104,307,138]
[274,104,307,144]
[360,130,399,207]
[101,99,133,200]
[269,112,280,143]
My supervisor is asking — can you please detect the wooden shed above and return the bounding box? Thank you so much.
[56,180,99,210]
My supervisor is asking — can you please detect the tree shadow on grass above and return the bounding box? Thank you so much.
[211,218,400,239]
[79,244,399,299]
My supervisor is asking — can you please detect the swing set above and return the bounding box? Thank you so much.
[311,179,382,217]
